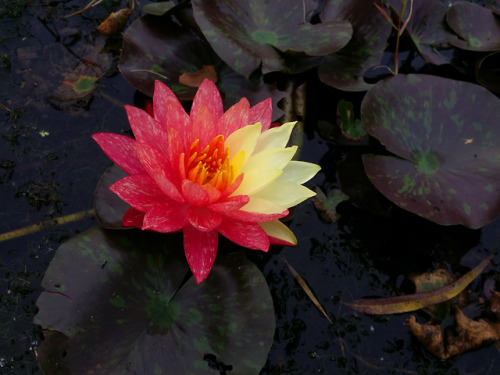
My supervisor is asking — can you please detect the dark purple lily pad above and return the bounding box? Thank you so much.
[389,0,453,65]
[34,227,275,374]
[119,14,218,100]
[191,0,352,77]
[119,13,286,118]
[361,74,500,228]
[446,1,500,51]
[318,0,392,91]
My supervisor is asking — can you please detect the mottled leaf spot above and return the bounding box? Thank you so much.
[463,203,472,215]
[416,152,440,174]
[251,29,278,45]
[468,37,481,47]
[485,183,494,192]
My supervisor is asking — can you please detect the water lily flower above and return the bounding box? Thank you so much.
[93,79,320,284]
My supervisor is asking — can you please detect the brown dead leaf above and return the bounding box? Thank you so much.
[407,307,500,359]
[178,65,218,87]
[96,8,132,36]
[344,256,492,315]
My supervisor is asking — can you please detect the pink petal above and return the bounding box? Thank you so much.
[183,225,218,284]
[123,207,145,228]
[191,79,223,123]
[186,206,222,231]
[220,173,244,199]
[133,142,184,202]
[217,219,270,251]
[167,126,188,176]
[224,209,288,223]
[217,97,250,137]
[125,105,169,156]
[249,98,272,132]
[182,179,209,206]
[201,183,222,204]
[190,104,217,148]
[208,195,250,213]
[92,133,145,175]
[142,203,187,232]
[153,80,190,132]
[110,175,165,210]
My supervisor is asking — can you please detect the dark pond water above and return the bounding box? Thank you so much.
[1,1,499,374]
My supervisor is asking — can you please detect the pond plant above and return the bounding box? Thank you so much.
[27,0,500,373]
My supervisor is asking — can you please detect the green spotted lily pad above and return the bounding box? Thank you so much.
[446,1,500,52]
[386,0,453,65]
[318,0,392,91]
[119,14,286,118]
[34,227,275,374]
[191,0,352,77]
[361,74,500,228]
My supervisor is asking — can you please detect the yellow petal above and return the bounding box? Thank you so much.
[259,220,297,245]
[226,122,262,164]
[280,161,321,184]
[241,146,297,173]
[233,168,282,196]
[253,122,296,154]
[254,181,316,208]
[240,196,286,214]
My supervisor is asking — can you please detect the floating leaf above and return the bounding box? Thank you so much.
[34,227,275,374]
[63,75,98,94]
[407,306,500,359]
[361,74,500,228]
[446,2,500,52]
[96,7,133,36]
[142,1,176,16]
[337,100,365,140]
[192,0,352,77]
[178,65,218,87]
[344,255,492,315]
[286,260,332,324]
[312,186,349,223]
[119,14,286,118]
[392,0,453,65]
[318,0,392,91]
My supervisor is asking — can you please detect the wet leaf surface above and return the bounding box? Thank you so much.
[34,227,275,374]
[361,74,500,228]
[386,0,453,65]
[192,0,352,77]
[446,1,500,51]
[318,0,392,91]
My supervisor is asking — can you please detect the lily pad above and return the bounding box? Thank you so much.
[318,0,392,91]
[446,1,500,52]
[192,0,352,77]
[119,14,286,118]
[361,74,500,228]
[119,14,218,100]
[388,0,453,65]
[34,227,275,374]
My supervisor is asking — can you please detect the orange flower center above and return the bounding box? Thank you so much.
[182,135,234,191]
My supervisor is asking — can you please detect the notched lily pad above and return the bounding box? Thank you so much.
[34,227,275,374]
[192,0,352,77]
[446,1,500,51]
[361,74,500,228]
[318,0,392,91]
